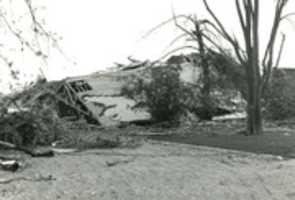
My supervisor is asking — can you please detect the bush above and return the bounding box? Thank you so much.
[264,70,295,120]
[147,67,185,121]
[121,66,188,122]
[0,92,67,147]
[121,65,224,123]
[0,108,66,147]
[121,62,240,123]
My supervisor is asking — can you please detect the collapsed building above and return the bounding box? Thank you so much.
[16,54,246,127]
[56,57,203,126]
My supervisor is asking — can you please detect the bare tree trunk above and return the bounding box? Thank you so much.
[246,69,262,135]
[195,23,210,98]
[194,21,212,120]
[246,2,263,135]
[200,0,289,135]
[245,47,263,135]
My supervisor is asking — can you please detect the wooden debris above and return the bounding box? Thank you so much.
[0,140,54,157]
[51,148,79,154]
[23,148,54,157]
[0,174,55,184]
[106,157,136,167]
[0,159,19,172]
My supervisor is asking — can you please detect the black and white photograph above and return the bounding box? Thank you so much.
[1,0,295,199]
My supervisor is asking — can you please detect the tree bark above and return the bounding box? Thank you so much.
[245,45,263,135]
[194,21,212,120]
[195,24,210,98]
[246,75,263,135]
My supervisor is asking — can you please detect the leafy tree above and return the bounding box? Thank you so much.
[264,69,295,120]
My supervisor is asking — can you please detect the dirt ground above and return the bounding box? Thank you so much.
[1,141,295,200]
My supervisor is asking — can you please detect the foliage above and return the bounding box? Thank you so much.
[121,65,232,122]
[264,70,295,120]
[0,1,65,93]
[0,106,66,147]
[0,82,67,147]
[208,51,247,99]
[0,1,68,146]
[121,66,185,122]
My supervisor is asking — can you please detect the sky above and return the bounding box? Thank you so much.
[1,0,295,91]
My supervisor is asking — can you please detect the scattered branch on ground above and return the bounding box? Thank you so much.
[106,156,137,167]
[0,174,55,184]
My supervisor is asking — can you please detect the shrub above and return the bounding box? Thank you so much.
[121,63,240,123]
[147,67,185,121]
[121,66,188,122]
[0,89,67,147]
[121,65,224,122]
[0,106,66,147]
[264,70,295,120]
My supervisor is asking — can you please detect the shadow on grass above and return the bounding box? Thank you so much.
[149,131,295,158]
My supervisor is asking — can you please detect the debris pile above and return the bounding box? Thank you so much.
[0,55,247,172]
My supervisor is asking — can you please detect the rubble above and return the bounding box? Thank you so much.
[0,54,246,158]
[1,54,244,129]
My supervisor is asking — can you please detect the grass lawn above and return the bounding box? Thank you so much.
[148,122,295,158]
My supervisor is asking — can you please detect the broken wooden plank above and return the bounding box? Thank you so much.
[0,140,54,157]
[106,157,136,167]
[0,174,55,184]
[51,148,79,154]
